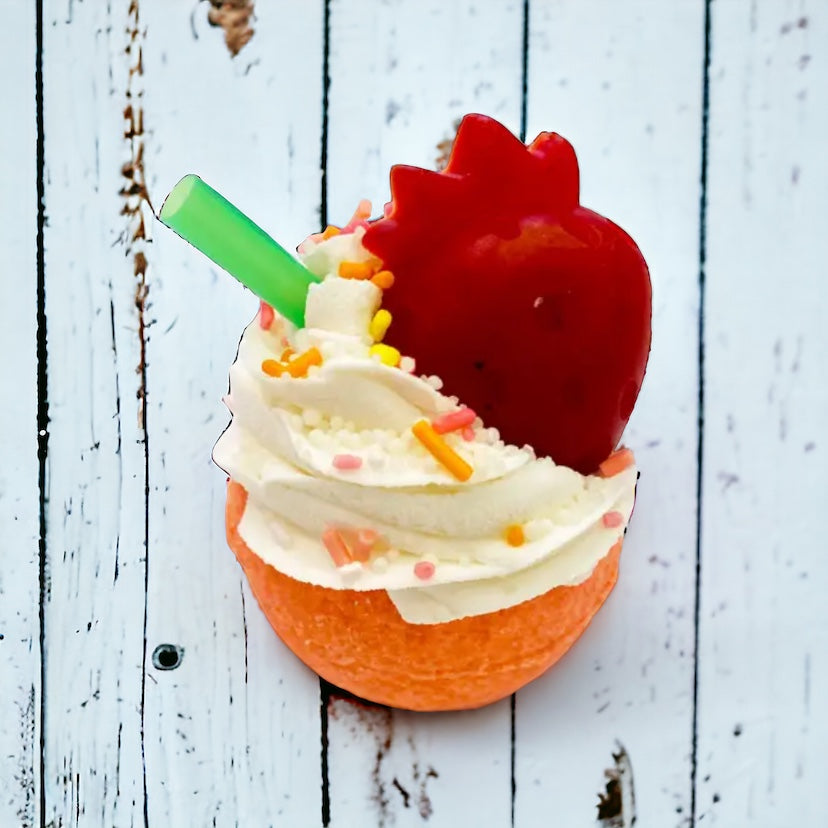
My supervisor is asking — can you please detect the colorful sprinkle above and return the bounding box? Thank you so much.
[332,453,363,471]
[505,524,525,547]
[339,260,375,280]
[598,447,635,478]
[371,270,395,290]
[259,300,275,330]
[322,528,352,567]
[602,510,624,528]
[280,347,296,361]
[414,560,436,580]
[352,528,379,562]
[432,407,476,435]
[369,309,393,342]
[321,225,341,240]
[411,420,473,482]
[285,347,323,378]
[261,359,285,377]
[461,426,475,442]
[342,199,373,233]
[370,343,401,367]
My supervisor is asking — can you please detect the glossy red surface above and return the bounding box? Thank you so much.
[363,114,652,474]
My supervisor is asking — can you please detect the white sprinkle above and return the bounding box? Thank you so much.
[534,296,544,308]
[307,428,326,447]
[303,408,323,427]
[399,356,416,373]
[339,562,364,580]
[372,556,389,572]
[425,375,444,391]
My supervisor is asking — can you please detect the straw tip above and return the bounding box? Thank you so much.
[159,174,202,226]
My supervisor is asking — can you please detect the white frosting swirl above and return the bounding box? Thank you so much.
[213,228,637,624]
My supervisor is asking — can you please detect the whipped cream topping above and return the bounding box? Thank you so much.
[213,226,638,624]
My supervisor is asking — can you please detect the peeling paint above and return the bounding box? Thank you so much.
[207,0,255,57]
[597,742,636,827]
[120,0,152,432]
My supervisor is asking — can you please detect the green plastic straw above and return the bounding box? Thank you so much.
[159,175,320,328]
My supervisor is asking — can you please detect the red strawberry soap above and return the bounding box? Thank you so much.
[363,114,651,474]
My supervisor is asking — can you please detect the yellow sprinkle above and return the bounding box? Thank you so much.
[370,343,401,367]
[505,525,525,547]
[339,260,375,280]
[369,309,392,342]
[261,359,285,377]
[285,347,323,378]
[371,270,395,290]
[321,225,341,240]
[411,420,473,482]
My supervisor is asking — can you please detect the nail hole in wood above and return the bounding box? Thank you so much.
[152,643,183,670]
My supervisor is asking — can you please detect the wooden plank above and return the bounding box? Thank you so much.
[324,1,523,825]
[40,1,149,824]
[696,1,828,823]
[0,3,39,827]
[516,2,705,825]
[138,1,325,824]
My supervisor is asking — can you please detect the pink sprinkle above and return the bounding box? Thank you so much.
[352,528,378,562]
[259,301,275,330]
[414,560,435,581]
[602,510,624,528]
[432,407,476,435]
[461,426,475,442]
[322,528,352,567]
[333,454,363,471]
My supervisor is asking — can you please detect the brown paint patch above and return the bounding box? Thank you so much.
[207,0,255,57]
[597,742,636,826]
[435,118,462,171]
[121,0,153,431]
[328,694,394,826]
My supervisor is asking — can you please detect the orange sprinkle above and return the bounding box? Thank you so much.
[338,260,375,280]
[371,270,395,290]
[285,347,323,378]
[598,447,635,478]
[261,359,285,377]
[505,525,525,547]
[322,528,353,568]
[321,225,341,240]
[280,347,296,362]
[411,420,473,482]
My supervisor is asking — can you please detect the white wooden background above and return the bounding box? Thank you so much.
[1,1,825,825]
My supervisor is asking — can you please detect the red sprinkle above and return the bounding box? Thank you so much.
[322,529,353,567]
[414,560,435,580]
[461,426,475,442]
[432,407,476,434]
[259,301,275,330]
[332,454,363,471]
[602,510,624,528]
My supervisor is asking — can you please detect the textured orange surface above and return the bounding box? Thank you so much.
[226,481,622,711]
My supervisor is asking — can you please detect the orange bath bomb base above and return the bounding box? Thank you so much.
[227,481,621,711]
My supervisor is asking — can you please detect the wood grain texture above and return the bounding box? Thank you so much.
[324,1,523,825]
[517,2,705,825]
[696,1,828,823]
[41,1,149,824]
[0,3,39,827]
[138,0,326,824]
